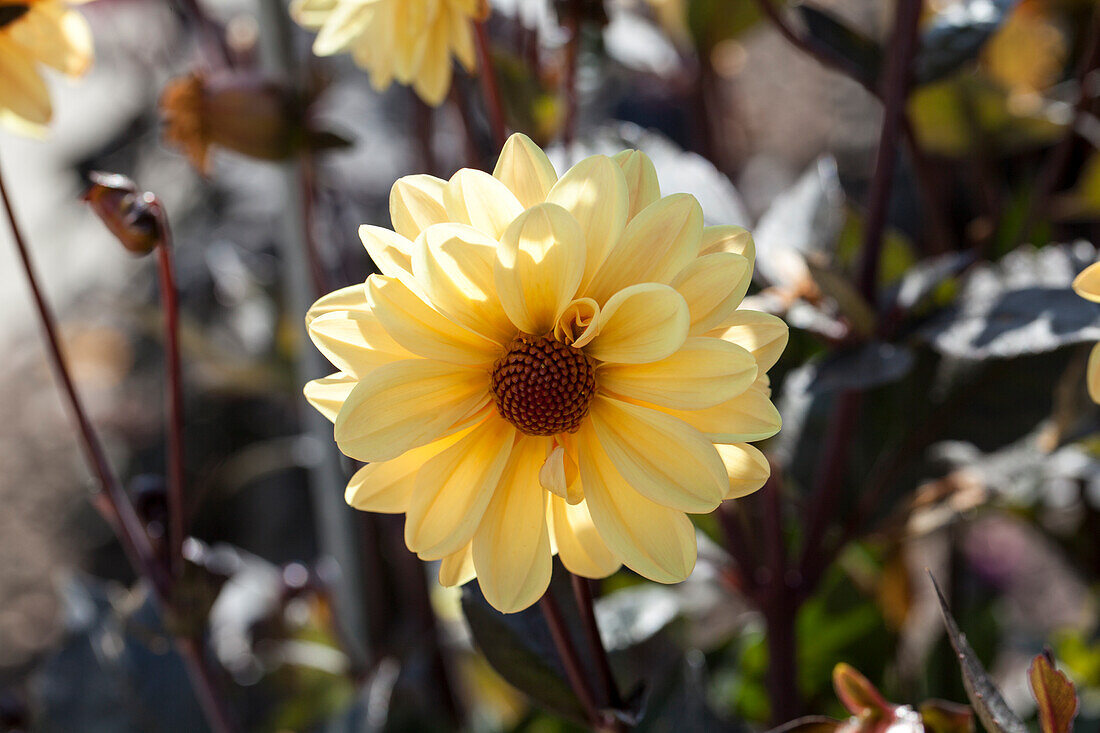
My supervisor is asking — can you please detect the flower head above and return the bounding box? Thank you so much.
[0,0,93,135]
[305,133,787,613]
[1073,262,1100,403]
[291,0,488,107]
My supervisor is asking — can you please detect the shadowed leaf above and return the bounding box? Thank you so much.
[920,700,975,733]
[793,6,882,89]
[1028,652,1078,733]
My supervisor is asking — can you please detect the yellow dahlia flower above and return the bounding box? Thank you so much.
[290,0,488,107]
[304,133,787,613]
[1074,262,1100,403]
[0,0,92,135]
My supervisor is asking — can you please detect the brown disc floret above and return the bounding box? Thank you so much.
[490,334,597,436]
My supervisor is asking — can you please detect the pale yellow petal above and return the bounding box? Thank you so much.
[585,283,688,364]
[611,150,660,220]
[493,133,558,209]
[11,5,92,76]
[439,542,477,587]
[390,174,449,241]
[587,395,725,512]
[405,415,516,558]
[290,0,339,29]
[545,155,629,292]
[472,437,552,613]
[654,381,781,443]
[334,359,489,462]
[413,223,514,343]
[539,444,581,504]
[367,275,502,365]
[699,225,755,266]
[708,310,789,373]
[577,422,697,583]
[716,443,771,500]
[443,168,524,240]
[447,4,477,72]
[0,37,51,125]
[312,1,374,56]
[303,372,356,423]
[495,203,586,335]
[1073,262,1100,302]
[306,283,368,325]
[1089,342,1100,404]
[672,252,752,335]
[344,428,467,513]
[598,336,757,409]
[585,193,704,304]
[359,225,416,280]
[554,297,600,348]
[308,309,415,377]
[411,11,453,106]
[550,495,620,579]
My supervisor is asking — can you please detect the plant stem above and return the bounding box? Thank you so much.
[856,0,924,305]
[156,244,187,579]
[539,591,608,731]
[0,157,236,733]
[474,20,508,149]
[560,5,581,146]
[762,596,798,726]
[570,574,622,710]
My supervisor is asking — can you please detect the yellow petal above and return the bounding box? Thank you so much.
[390,174,449,241]
[545,155,629,293]
[699,225,755,266]
[367,275,502,365]
[1073,262,1100,302]
[716,443,771,500]
[303,372,357,423]
[493,133,558,209]
[308,309,415,377]
[439,542,476,587]
[495,203,586,335]
[655,381,782,443]
[708,310,789,373]
[472,437,553,613]
[447,4,477,72]
[0,36,51,125]
[413,223,514,343]
[554,297,600,348]
[585,283,688,364]
[672,252,752,335]
[312,1,374,55]
[345,428,467,513]
[405,414,516,558]
[290,0,338,29]
[443,168,524,240]
[585,193,704,304]
[1089,342,1100,404]
[411,11,453,106]
[550,495,620,579]
[359,225,416,281]
[598,336,757,409]
[306,283,369,325]
[587,395,726,512]
[334,359,489,462]
[611,150,660,220]
[539,444,581,504]
[11,5,92,77]
[576,421,697,583]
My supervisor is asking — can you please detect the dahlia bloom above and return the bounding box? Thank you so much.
[305,133,787,613]
[290,0,488,107]
[0,0,92,135]
[1074,262,1100,402]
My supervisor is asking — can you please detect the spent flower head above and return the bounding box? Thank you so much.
[290,0,489,106]
[0,0,93,135]
[304,133,787,613]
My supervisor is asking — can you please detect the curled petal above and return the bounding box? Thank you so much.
[554,297,600,348]
[586,283,689,364]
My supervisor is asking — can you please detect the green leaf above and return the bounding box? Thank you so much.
[928,573,1027,733]
[919,700,976,733]
[1028,652,1078,733]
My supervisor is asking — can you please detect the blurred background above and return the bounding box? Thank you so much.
[2,0,1100,730]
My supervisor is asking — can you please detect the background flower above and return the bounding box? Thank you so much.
[1074,262,1100,402]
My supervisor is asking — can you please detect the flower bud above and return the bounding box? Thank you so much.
[83,172,168,256]
[159,71,351,174]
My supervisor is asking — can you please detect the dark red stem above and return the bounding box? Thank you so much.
[539,592,609,731]
[156,244,186,579]
[474,20,508,149]
[570,574,622,711]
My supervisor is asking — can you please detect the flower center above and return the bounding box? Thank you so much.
[490,334,597,436]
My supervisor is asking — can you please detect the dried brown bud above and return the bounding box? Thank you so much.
[83,172,169,256]
[159,71,350,175]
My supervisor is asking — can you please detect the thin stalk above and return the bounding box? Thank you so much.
[856,0,924,305]
[539,592,607,731]
[1,158,236,733]
[569,574,622,711]
[560,7,581,146]
[156,244,186,579]
[759,468,799,725]
[474,20,508,149]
